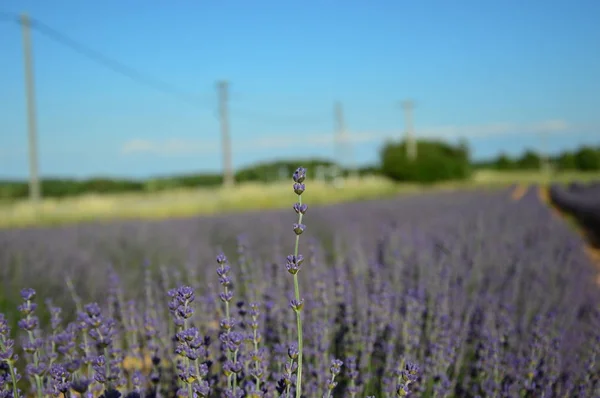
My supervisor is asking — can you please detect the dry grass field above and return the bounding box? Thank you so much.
[1,170,599,229]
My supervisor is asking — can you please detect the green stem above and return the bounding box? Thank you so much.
[0,338,19,398]
[233,349,239,392]
[183,317,193,398]
[253,328,261,391]
[104,347,111,391]
[293,194,304,398]
[285,357,294,398]
[7,360,19,398]
[224,287,233,390]
[26,329,43,398]
[349,379,356,398]
[325,370,339,398]
[95,326,112,392]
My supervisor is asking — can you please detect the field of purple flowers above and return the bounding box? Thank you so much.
[1,169,599,398]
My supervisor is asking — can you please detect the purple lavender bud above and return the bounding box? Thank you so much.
[47,301,62,331]
[22,338,42,353]
[402,361,419,383]
[290,299,304,312]
[26,362,47,377]
[17,317,38,331]
[396,383,410,397]
[222,360,235,377]
[216,265,231,277]
[217,253,228,264]
[292,223,306,235]
[228,332,243,348]
[330,359,343,376]
[293,203,308,215]
[93,355,107,384]
[0,321,15,361]
[102,388,122,398]
[288,344,299,360]
[20,288,36,301]
[176,305,194,320]
[293,167,306,183]
[286,254,304,275]
[49,363,71,394]
[0,314,9,336]
[220,318,236,331]
[219,276,233,287]
[346,356,359,379]
[193,380,210,397]
[249,302,260,317]
[288,254,304,265]
[17,301,37,316]
[176,286,195,302]
[84,303,102,318]
[71,377,90,394]
[293,183,305,195]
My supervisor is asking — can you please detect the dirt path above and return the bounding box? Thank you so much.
[534,185,600,285]
[510,184,528,201]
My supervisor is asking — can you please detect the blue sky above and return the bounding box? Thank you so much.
[1,1,599,179]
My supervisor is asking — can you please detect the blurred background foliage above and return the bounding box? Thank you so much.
[1,141,600,201]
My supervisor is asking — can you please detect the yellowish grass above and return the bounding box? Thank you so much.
[2,170,599,229]
[0,176,458,229]
[474,169,600,185]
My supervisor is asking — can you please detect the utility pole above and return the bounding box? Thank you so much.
[540,130,550,176]
[334,101,356,179]
[217,80,234,188]
[21,13,41,203]
[401,99,417,161]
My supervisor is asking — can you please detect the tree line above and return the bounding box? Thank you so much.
[474,146,600,171]
[1,142,599,200]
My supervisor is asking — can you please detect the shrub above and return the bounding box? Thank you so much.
[379,139,471,183]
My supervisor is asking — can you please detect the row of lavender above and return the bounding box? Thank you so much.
[549,181,600,235]
[1,175,599,397]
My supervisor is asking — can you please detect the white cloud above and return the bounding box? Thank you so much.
[119,119,577,156]
[120,139,219,156]
[416,120,570,139]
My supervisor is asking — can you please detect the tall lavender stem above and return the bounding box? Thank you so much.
[0,313,21,398]
[288,167,308,398]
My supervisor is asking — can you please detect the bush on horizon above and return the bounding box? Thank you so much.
[379,139,471,183]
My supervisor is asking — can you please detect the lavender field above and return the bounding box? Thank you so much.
[1,171,599,397]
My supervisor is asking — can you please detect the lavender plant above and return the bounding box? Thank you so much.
[0,179,599,397]
[287,167,308,398]
[0,314,21,398]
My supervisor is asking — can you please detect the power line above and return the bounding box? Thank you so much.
[229,107,330,126]
[0,11,19,23]
[4,12,211,107]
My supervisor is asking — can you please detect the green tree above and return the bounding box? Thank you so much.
[516,150,541,170]
[495,153,514,170]
[556,151,577,170]
[574,146,600,171]
[380,139,471,183]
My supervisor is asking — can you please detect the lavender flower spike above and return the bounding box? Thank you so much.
[324,358,343,398]
[288,166,307,398]
[0,313,21,398]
